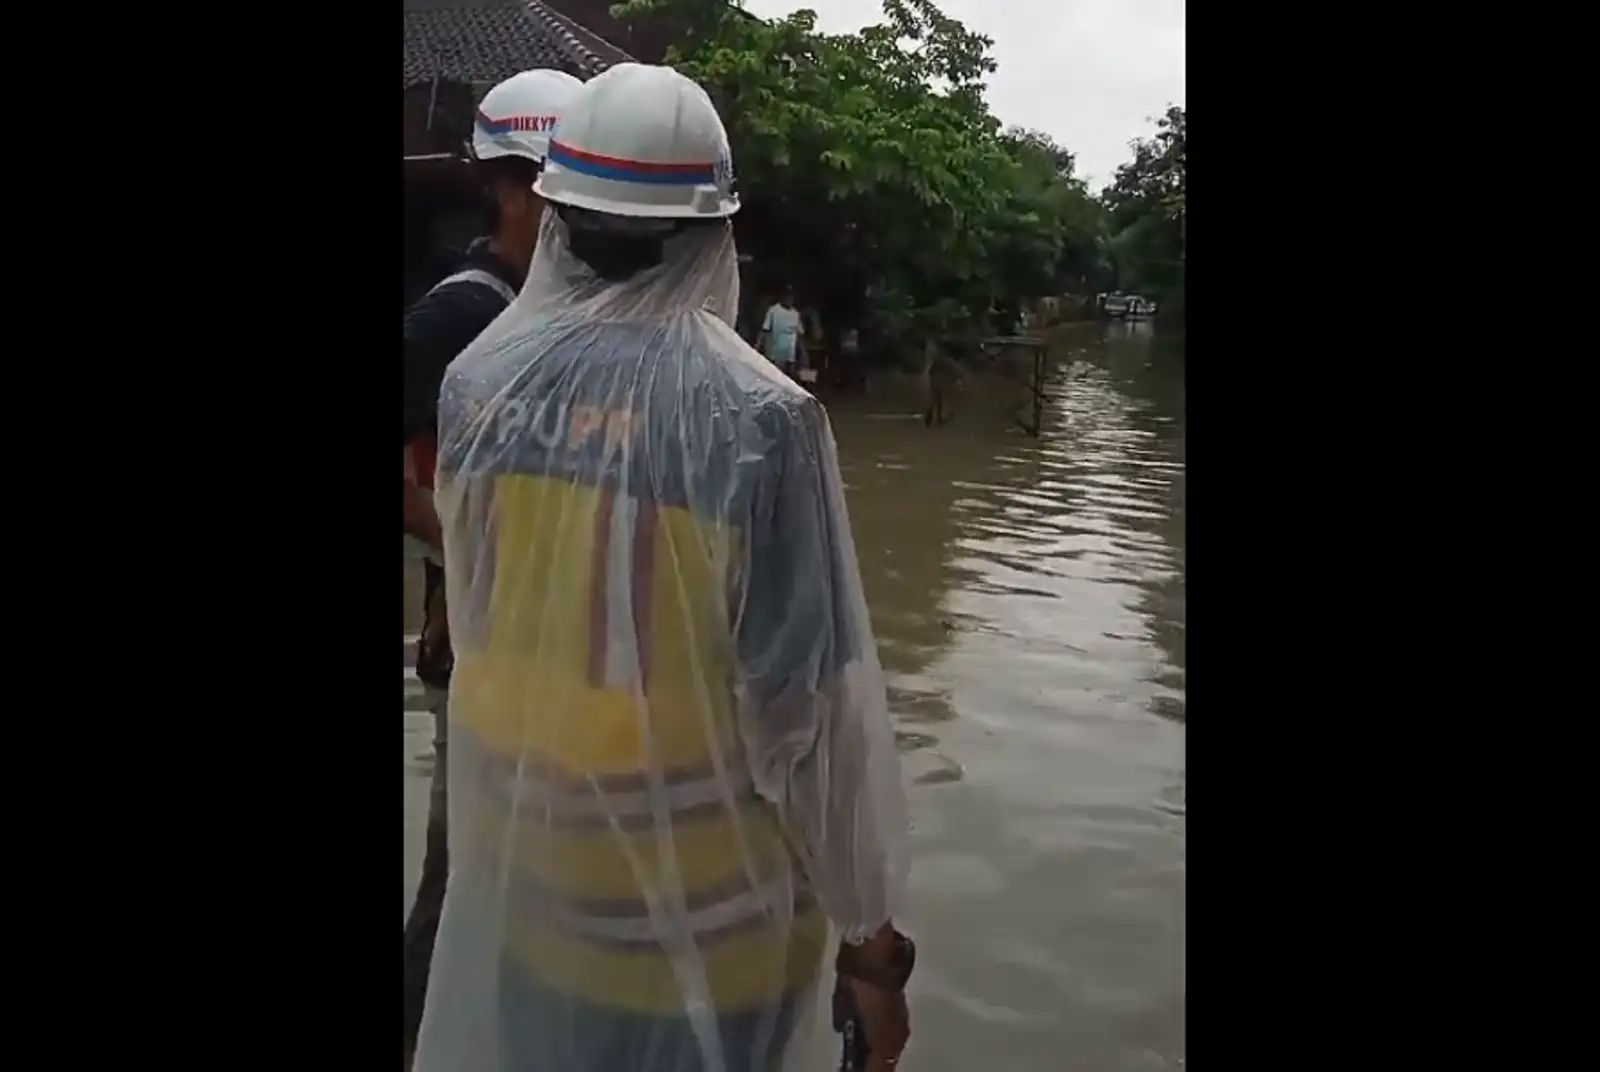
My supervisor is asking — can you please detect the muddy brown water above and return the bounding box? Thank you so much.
[403,320,1185,1070]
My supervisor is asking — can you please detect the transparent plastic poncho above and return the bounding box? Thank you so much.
[413,212,909,1072]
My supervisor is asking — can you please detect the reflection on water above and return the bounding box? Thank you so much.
[828,322,1185,1071]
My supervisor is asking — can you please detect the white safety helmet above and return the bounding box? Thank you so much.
[535,63,739,219]
[471,68,585,164]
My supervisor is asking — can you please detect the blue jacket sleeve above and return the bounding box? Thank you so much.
[737,395,861,708]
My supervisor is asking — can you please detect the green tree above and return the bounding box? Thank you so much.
[1102,105,1185,313]
[613,0,1105,363]
[998,127,1114,300]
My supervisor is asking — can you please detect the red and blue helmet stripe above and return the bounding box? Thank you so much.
[476,111,558,136]
[546,140,717,186]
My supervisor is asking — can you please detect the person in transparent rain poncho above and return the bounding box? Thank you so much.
[413,64,913,1072]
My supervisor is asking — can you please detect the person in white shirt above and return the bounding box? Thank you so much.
[757,286,805,375]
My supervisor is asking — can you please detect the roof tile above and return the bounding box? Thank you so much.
[403,0,633,89]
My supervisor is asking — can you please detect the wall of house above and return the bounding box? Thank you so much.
[404,79,494,302]
[404,156,490,305]
[403,80,483,158]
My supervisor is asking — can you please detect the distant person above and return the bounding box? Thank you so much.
[922,337,963,427]
[758,286,805,377]
[414,63,912,1072]
[400,65,582,1072]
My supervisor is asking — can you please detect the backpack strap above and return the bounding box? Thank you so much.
[428,267,516,305]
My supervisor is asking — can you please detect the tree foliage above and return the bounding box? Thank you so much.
[1102,105,1186,312]
[613,0,1114,360]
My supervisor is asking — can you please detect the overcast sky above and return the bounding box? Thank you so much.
[740,0,1185,190]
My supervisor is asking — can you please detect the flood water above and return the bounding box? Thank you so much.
[403,320,1186,1071]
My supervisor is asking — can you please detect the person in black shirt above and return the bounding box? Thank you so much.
[401,67,583,1070]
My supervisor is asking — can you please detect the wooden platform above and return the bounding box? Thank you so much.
[977,335,1049,437]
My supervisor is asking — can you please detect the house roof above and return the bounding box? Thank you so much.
[403,0,634,89]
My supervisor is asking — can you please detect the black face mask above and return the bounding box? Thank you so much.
[557,206,683,281]
[564,227,665,281]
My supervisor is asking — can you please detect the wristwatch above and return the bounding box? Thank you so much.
[836,929,916,992]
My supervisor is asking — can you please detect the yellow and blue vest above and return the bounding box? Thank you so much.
[435,324,829,1017]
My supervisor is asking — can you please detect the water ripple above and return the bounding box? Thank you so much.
[800,331,1184,1072]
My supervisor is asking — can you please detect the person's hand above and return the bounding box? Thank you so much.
[403,483,444,550]
[843,975,909,1070]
